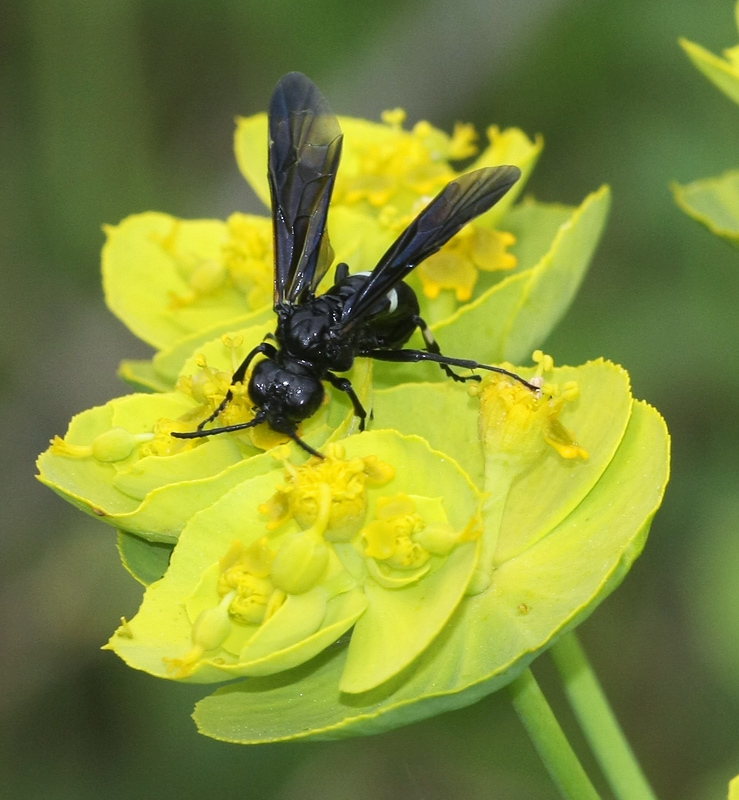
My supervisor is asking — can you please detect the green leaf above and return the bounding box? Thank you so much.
[151,312,273,387]
[117,530,173,585]
[500,185,611,362]
[108,468,358,683]
[340,539,478,694]
[38,319,373,542]
[36,392,259,541]
[192,395,668,744]
[506,199,574,274]
[372,382,485,486]
[672,170,739,244]
[680,37,739,108]
[118,359,173,393]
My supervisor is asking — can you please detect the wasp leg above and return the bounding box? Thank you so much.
[196,341,278,431]
[412,315,476,383]
[325,372,368,431]
[173,413,324,459]
[172,411,267,440]
[363,348,539,392]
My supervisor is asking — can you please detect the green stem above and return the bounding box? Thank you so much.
[508,668,602,800]
[550,631,659,800]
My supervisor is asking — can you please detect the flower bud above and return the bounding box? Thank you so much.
[91,427,138,462]
[270,531,329,595]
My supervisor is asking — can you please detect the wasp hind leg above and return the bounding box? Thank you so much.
[363,347,539,392]
[412,315,479,383]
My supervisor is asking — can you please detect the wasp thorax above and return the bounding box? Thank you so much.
[249,358,325,423]
[276,298,355,372]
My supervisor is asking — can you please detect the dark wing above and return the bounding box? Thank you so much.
[339,165,520,330]
[269,72,343,306]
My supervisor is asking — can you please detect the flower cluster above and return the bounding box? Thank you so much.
[37,87,669,744]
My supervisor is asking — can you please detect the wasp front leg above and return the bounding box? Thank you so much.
[325,372,368,431]
[196,341,277,431]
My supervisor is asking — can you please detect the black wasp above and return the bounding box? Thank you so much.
[173,72,535,457]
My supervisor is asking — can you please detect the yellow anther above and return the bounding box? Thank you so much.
[140,417,203,456]
[164,648,204,678]
[49,436,92,458]
[220,537,275,578]
[175,352,257,440]
[411,120,433,138]
[222,334,244,349]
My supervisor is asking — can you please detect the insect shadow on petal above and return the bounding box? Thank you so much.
[173,72,537,457]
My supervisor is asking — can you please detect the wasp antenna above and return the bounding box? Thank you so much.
[283,427,325,459]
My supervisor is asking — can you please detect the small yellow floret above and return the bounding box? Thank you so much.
[221,213,273,309]
[448,122,479,160]
[218,538,282,625]
[418,226,517,302]
[50,428,154,462]
[361,493,453,571]
[380,108,407,127]
[259,444,394,541]
[173,351,258,444]
[333,115,457,216]
[157,213,273,312]
[164,590,236,678]
[472,352,588,466]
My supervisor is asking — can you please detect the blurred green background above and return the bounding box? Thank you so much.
[3,0,739,797]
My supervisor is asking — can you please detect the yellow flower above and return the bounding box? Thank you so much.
[259,443,395,541]
[329,114,523,302]
[417,226,517,302]
[472,351,589,470]
[158,213,273,313]
[361,493,429,570]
